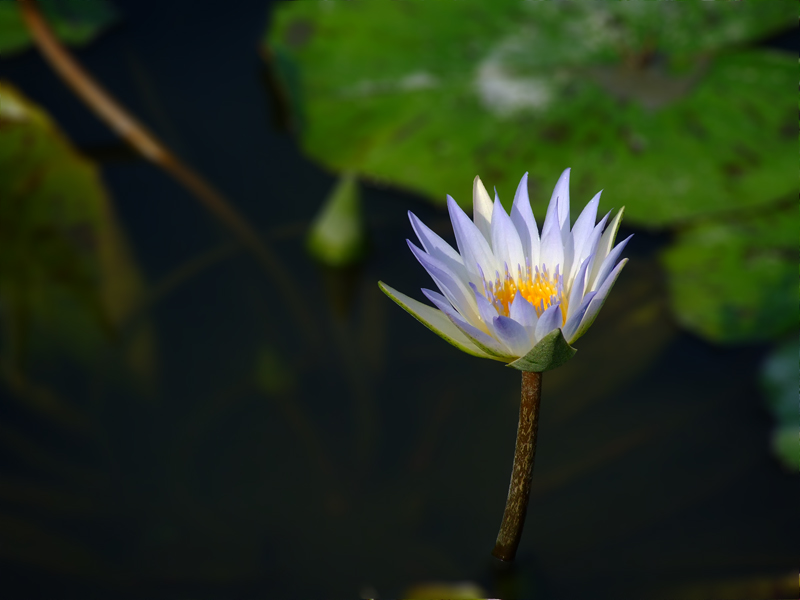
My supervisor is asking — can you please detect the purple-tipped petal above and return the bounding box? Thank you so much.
[573,258,628,342]
[562,290,597,343]
[560,196,575,284]
[534,303,563,342]
[589,234,633,292]
[589,207,625,285]
[493,315,533,357]
[580,211,611,284]
[490,198,526,276]
[569,191,601,279]
[510,172,540,265]
[423,289,513,358]
[447,195,499,285]
[408,240,479,325]
[472,176,494,242]
[408,211,467,282]
[469,282,501,332]
[509,295,538,331]
[566,253,593,320]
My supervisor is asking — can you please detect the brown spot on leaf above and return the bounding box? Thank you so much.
[392,115,427,144]
[722,162,744,179]
[540,123,570,143]
[779,117,796,140]
[734,144,760,167]
[683,112,708,140]
[284,19,314,49]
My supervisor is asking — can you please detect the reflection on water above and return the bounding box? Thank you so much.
[0,1,796,599]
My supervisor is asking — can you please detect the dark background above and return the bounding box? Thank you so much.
[0,1,797,598]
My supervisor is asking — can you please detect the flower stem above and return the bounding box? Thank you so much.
[492,370,542,561]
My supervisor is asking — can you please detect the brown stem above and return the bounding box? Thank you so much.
[492,370,542,561]
[16,0,319,346]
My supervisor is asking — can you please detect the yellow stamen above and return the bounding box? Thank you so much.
[484,263,568,325]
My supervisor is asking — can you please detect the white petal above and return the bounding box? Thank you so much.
[548,167,571,232]
[447,195,498,286]
[423,289,514,359]
[562,291,597,344]
[379,282,494,359]
[589,234,633,292]
[588,207,625,287]
[493,316,533,357]
[407,240,480,325]
[572,258,628,342]
[539,211,564,276]
[534,303,563,342]
[490,198,526,276]
[568,191,601,281]
[408,211,467,282]
[472,176,494,242]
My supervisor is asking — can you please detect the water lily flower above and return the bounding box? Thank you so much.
[379,168,632,561]
[379,168,631,372]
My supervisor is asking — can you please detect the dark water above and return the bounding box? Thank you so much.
[0,1,797,598]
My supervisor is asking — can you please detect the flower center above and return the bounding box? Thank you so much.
[483,262,567,323]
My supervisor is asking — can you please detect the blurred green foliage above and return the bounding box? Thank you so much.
[265,0,795,344]
[0,0,118,56]
[0,82,152,379]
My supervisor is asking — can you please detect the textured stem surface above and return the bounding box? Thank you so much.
[492,370,542,561]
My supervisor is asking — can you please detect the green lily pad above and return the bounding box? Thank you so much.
[264,1,794,227]
[0,82,153,379]
[661,200,797,344]
[0,0,118,57]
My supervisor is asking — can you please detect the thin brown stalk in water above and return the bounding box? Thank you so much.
[17,0,318,346]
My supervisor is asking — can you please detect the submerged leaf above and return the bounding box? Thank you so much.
[759,337,799,471]
[306,172,367,266]
[0,82,153,380]
[0,0,118,57]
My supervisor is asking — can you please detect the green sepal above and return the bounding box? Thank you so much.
[506,328,577,372]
